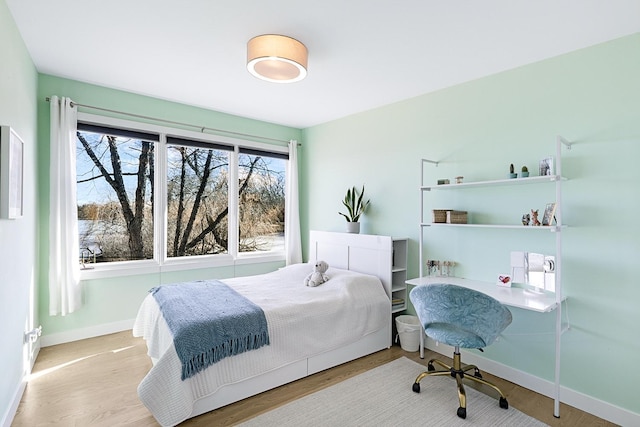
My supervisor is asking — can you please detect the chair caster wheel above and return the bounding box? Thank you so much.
[474,368,482,379]
[412,382,420,393]
[499,397,509,409]
[427,363,435,372]
[457,407,467,419]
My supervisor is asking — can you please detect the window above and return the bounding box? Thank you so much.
[76,124,157,264]
[166,137,231,258]
[75,117,288,273]
[238,149,287,254]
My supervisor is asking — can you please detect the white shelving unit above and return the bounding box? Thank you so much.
[391,238,408,313]
[413,136,572,418]
[418,175,567,236]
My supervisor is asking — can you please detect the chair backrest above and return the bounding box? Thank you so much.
[409,283,512,348]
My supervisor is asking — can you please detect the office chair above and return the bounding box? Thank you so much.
[409,283,513,419]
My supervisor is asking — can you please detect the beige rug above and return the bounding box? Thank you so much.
[238,357,548,426]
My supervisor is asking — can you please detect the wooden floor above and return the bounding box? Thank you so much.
[12,331,615,426]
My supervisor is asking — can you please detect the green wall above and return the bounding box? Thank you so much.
[301,34,640,416]
[0,0,38,423]
[36,75,301,337]
[5,1,637,420]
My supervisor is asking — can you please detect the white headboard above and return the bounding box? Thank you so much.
[308,230,393,298]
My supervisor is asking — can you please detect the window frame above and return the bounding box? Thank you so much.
[76,112,288,280]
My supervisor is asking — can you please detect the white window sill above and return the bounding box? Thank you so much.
[79,252,286,281]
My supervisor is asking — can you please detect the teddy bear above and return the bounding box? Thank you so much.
[304,260,329,287]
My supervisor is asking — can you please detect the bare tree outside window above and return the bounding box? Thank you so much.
[76,129,154,263]
[166,143,229,257]
[76,124,287,266]
[239,152,285,253]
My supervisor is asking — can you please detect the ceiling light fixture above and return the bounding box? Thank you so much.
[247,34,308,83]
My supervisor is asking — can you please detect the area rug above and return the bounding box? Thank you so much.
[238,357,548,426]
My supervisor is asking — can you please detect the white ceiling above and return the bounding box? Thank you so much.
[6,1,640,129]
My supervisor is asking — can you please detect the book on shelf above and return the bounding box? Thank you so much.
[392,298,405,309]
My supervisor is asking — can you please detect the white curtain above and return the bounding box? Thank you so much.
[49,96,82,315]
[285,140,302,264]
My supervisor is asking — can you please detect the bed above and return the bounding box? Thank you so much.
[133,230,394,426]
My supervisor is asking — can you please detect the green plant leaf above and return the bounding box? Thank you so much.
[338,185,369,223]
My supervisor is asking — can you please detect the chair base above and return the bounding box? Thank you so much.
[411,348,509,419]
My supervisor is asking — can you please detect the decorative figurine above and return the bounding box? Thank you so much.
[509,163,517,179]
[455,176,464,184]
[522,213,530,226]
[531,209,541,226]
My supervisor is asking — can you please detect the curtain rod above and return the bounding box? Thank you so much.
[45,96,298,146]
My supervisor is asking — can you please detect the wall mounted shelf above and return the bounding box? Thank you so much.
[421,223,564,231]
[422,174,566,191]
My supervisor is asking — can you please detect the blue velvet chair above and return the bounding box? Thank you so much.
[409,283,513,419]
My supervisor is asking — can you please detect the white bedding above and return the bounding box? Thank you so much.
[133,263,390,426]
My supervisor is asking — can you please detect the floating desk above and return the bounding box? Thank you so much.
[406,276,564,313]
[406,276,566,361]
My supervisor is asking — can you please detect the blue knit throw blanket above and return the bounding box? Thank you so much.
[150,280,270,380]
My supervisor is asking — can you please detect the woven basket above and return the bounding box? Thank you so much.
[432,210,447,223]
[446,210,468,224]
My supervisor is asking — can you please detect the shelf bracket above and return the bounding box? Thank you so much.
[557,136,572,150]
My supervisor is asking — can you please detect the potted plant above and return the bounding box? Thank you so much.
[338,185,370,233]
[509,163,517,179]
[521,165,529,178]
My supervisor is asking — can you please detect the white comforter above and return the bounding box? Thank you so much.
[133,263,390,426]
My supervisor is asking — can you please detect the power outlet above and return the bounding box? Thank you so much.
[24,325,42,344]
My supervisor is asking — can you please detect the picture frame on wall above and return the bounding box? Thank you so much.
[538,156,554,176]
[542,202,557,226]
[1,126,25,219]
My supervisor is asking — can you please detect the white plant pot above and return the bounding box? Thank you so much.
[346,222,360,234]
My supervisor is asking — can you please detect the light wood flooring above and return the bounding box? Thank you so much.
[12,331,615,426]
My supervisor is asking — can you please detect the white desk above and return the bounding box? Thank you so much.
[406,276,564,313]
[405,276,566,359]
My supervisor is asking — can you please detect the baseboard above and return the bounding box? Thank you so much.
[40,319,136,347]
[424,340,640,426]
[29,342,40,371]
[2,379,26,427]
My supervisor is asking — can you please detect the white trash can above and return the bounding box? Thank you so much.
[395,315,421,352]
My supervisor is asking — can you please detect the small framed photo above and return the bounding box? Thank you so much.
[0,126,24,219]
[542,202,557,226]
[538,156,554,176]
